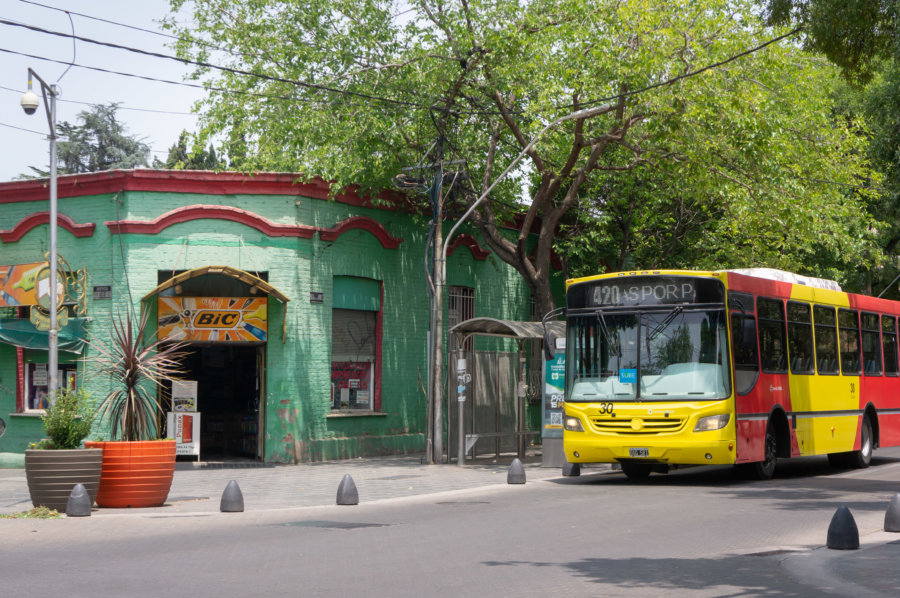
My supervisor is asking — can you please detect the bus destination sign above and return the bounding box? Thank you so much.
[591,278,697,307]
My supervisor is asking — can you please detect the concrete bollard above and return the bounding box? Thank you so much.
[507,458,526,484]
[65,483,92,517]
[884,493,900,532]
[336,474,359,505]
[220,480,244,512]
[562,460,580,477]
[827,505,859,550]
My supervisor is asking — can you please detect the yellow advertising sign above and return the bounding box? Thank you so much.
[158,297,268,342]
[0,261,45,307]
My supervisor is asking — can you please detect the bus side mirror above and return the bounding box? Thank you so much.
[543,331,556,361]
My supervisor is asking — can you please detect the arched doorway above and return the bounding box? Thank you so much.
[143,266,289,461]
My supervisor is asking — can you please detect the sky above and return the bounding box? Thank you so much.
[0,0,205,182]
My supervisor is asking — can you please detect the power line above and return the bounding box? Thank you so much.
[1,16,805,121]
[0,121,45,135]
[578,27,803,110]
[0,17,426,109]
[17,0,301,65]
[0,84,197,116]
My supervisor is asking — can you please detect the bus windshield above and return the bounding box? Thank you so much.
[566,309,731,402]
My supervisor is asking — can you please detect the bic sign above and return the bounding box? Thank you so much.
[192,311,241,328]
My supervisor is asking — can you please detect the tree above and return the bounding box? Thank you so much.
[167,0,874,315]
[56,104,150,174]
[763,0,898,83]
[21,103,151,178]
[153,130,226,170]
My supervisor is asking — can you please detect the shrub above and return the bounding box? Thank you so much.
[40,387,95,449]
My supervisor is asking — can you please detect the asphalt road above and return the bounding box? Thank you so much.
[3,450,900,597]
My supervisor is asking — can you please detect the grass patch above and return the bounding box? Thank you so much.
[0,506,62,519]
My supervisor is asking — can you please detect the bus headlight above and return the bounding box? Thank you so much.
[694,414,730,432]
[564,415,584,432]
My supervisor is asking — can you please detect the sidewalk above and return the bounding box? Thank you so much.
[0,453,567,516]
[2,454,899,597]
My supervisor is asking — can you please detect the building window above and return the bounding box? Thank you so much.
[331,276,381,411]
[448,286,475,354]
[24,361,77,412]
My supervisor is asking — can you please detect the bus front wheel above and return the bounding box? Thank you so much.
[620,462,652,480]
[742,426,777,481]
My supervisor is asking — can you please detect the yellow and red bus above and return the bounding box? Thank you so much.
[560,269,900,480]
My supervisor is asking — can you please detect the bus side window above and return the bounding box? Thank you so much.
[758,298,787,372]
[731,312,759,394]
[861,312,882,376]
[814,305,839,375]
[839,309,861,375]
[883,316,899,376]
[787,301,814,374]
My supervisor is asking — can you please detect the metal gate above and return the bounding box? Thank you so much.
[447,350,520,460]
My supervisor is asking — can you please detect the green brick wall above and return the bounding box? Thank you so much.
[0,173,563,463]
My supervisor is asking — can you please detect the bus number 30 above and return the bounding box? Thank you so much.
[599,402,615,415]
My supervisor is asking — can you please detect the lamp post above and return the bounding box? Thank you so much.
[20,69,60,404]
[441,104,619,465]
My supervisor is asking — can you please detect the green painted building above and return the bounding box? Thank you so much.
[0,169,551,465]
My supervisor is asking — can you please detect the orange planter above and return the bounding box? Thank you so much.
[84,440,176,508]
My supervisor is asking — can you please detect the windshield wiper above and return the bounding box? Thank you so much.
[647,305,683,341]
[597,311,621,358]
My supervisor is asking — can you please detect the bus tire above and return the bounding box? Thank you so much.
[620,462,652,480]
[846,415,874,469]
[749,426,777,481]
[827,453,849,468]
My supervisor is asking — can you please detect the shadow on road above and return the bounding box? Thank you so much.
[549,456,900,515]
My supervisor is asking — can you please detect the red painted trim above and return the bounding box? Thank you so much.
[319,216,403,249]
[447,234,490,261]
[16,346,24,412]
[1,211,96,243]
[0,169,406,209]
[374,283,384,411]
[105,204,318,238]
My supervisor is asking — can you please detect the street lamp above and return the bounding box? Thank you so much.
[21,69,61,405]
[441,104,621,465]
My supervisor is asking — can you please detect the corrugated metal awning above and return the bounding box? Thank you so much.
[449,317,564,341]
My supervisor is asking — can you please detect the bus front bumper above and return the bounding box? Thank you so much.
[564,436,736,466]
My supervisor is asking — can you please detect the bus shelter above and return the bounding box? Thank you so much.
[448,318,564,465]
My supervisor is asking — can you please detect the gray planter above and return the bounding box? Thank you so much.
[24,448,103,513]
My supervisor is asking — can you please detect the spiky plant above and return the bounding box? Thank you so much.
[89,309,187,441]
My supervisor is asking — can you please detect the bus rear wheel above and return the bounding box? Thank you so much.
[846,415,874,469]
[620,462,653,480]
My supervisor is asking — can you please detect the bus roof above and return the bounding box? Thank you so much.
[566,268,841,292]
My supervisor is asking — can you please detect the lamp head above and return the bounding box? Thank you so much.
[20,89,39,115]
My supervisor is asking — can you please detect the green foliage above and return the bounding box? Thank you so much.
[89,310,187,442]
[37,388,96,450]
[166,0,880,311]
[23,104,151,177]
[763,0,899,84]
[153,130,227,170]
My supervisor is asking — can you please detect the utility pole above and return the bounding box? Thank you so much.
[430,138,444,464]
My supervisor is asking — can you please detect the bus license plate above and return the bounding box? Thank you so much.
[629,448,649,458]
